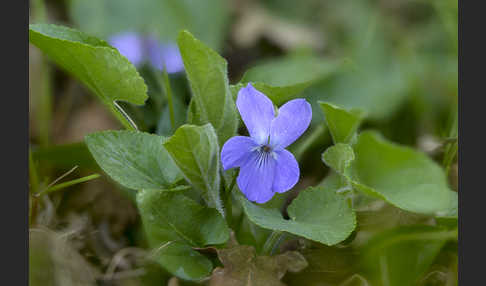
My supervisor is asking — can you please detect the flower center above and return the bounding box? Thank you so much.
[262,145,272,153]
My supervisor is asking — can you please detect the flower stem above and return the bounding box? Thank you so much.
[161,68,176,132]
[223,171,238,228]
[262,231,286,255]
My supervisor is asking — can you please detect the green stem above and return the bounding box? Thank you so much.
[161,68,176,132]
[37,174,100,197]
[262,231,286,255]
[223,172,238,228]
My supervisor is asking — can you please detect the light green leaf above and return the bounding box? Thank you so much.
[240,55,341,106]
[69,0,228,51]
[351,131,452,214]
[178,30,238,146]
[361,225,456,286]
[137,189,229,280]
[163,124,224,215]
[319,101,364,144]
[29,24,148,129]
[238,186,356,245]
[322,143,355,177]
[85,130,182,191]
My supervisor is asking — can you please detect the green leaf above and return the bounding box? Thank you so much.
[322,143,355,177]
[137,190,229,247]
[137,189,230,280]
[318,101,364,144]
[360,225,456,286]
[351,131,453,214]
[29,24,147,129]
[151,242,213,281]
[178,30,238,146]
[85,130,182,191]
[238,186,356,245]
[69,0,228,51]
[163,124,224,215]
[240,55,341,106]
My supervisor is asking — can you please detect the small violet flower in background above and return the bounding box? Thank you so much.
[108,32,184,74]
[221,83,312,203]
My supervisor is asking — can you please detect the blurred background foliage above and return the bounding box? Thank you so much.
[29,0,457,285]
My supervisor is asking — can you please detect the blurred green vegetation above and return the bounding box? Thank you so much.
[29,0,457,285]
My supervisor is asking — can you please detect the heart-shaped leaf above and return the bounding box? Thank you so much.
[238,186,356,246]
[29,24,148,129]
[137,189,230,280]
[85,131,182,191]
[350,131,453,214]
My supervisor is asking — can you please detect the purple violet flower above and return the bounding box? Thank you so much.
[221,83,312,203]
[109,32,144,67]
[108,32,184,74]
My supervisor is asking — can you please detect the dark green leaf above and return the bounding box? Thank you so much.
[163,124,224,215]
[137,189,230,280]
[85,130,182,191]
[151,242,213,281]
[137,190,229,247]
[29,24,148,129]
[238,186,356,245]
